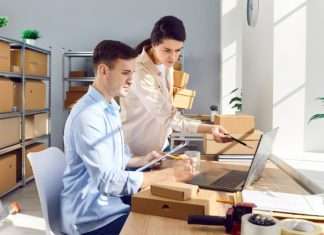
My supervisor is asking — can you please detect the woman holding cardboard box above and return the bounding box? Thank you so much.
[120,16,231,156]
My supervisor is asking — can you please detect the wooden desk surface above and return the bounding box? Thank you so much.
[121,160,323,235]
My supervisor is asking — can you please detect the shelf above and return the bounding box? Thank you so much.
[64,51,93,57]
[0,72,50,80]
[25,176,34,184]
[25,75,50,81]
[25,135,50,147]
[0,143,22,156]
[0,181,23,198]
[64,77,95,82]
[10,43,51,55]
[0,112,21,119]
[0,71,23,79]
[0,36,21,45]
[25,109,49,116]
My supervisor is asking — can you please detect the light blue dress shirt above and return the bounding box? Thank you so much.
[60,86,143,235]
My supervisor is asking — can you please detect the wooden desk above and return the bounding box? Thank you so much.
[121,160,324,235]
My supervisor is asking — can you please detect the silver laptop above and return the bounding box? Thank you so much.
[189,128,279,192]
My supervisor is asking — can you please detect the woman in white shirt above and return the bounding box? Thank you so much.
[120,16,231,156]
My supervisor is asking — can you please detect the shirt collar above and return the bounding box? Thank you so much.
[87,85,120,113]
[137,48,160,76]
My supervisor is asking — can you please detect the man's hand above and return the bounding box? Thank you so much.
[212,125,233,143]
[172,159,195,182]
[140,151,163,166]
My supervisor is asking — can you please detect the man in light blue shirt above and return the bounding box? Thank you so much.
[61,40,194,235]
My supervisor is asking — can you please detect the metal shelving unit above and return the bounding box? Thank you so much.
[62,50,94,109]
[0,36,51,197]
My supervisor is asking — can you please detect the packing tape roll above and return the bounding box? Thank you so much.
[241,213,281,235]
[281,219,322,235]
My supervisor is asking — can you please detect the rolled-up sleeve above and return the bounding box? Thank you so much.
[171,111,201,133]
[73,113,143,197]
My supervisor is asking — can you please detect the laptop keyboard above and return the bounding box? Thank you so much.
[210,170,248,189]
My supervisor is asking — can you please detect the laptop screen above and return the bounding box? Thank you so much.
[243,128,279,188]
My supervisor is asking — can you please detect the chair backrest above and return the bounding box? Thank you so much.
[28,147,66,235]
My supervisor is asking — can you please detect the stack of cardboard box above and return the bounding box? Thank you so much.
[173,70,196,109]
[0,39,49,195]
[203,114,262,155]
[64,86,88,109]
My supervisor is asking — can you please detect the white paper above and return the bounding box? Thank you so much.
[242,190,324,216]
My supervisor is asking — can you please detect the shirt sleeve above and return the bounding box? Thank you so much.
[73,112,143,197]
[132,69,175,122]
[170,111,202,133]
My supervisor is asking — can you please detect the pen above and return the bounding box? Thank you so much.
[225,134,254,149]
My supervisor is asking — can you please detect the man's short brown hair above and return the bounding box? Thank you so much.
[93,40,137,71]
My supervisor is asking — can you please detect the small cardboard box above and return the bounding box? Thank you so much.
[25,113,49,139]
[65,86,88,108]
[204,130,262,155]
[69,70,87,78]
[0,152,17,195]
[25,143,46,178]
[11,48,48,76]
[214,114,255,134]
[0,78,16,112]
[0,40,10,72]
[151,182,199,201]
[173,70,189,88]
[15,80,46,111]
[132,188,217,220]
[0,117,20,149]
[173,88,196,109]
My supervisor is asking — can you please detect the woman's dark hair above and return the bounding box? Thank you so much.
[135,16,186,55]
[93,40,137,71]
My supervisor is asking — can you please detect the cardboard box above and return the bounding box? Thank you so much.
[69,70,87,77]
[132,188,217,220]
[25,113,49,139]
[11,48,48,76]
[151,182,199,201]
[65,86,88,108]
[15,80,46,111]
[0,117,20,148]
[0,152,17,195]
[214,114,255,134]
[204,130,262,155]
[25,143,46,178]
[0,78,16,112]
[0,41,10,72]
[173,88,196,109]
[173,70,189,88]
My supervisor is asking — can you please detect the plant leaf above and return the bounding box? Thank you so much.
[232,103,242,111]
[317,97,324,103]
[230,88,239,94]
[229,97,242,104]
[308,114,324,124]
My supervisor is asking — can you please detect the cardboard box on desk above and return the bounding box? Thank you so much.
[173,88,196,109]
[214,114,255,133]
[0,152,17,195]
[11,48,48,77]
[0,40,11,72]
[15,80,46,111]
[132,188,217,220]
[204,130,262,155]
[0,117,20,148]
[25,113,49,139]
[25,143,46,178]
[173,70,189,89]
[0,78,16,112]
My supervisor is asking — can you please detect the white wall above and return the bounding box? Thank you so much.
[241,0,324,154]
[1,0,222,148]
[220,0,243,114]
[304,0,324,152]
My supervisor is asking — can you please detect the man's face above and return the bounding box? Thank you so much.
[152,39,184,68]
[106,58,135,97]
